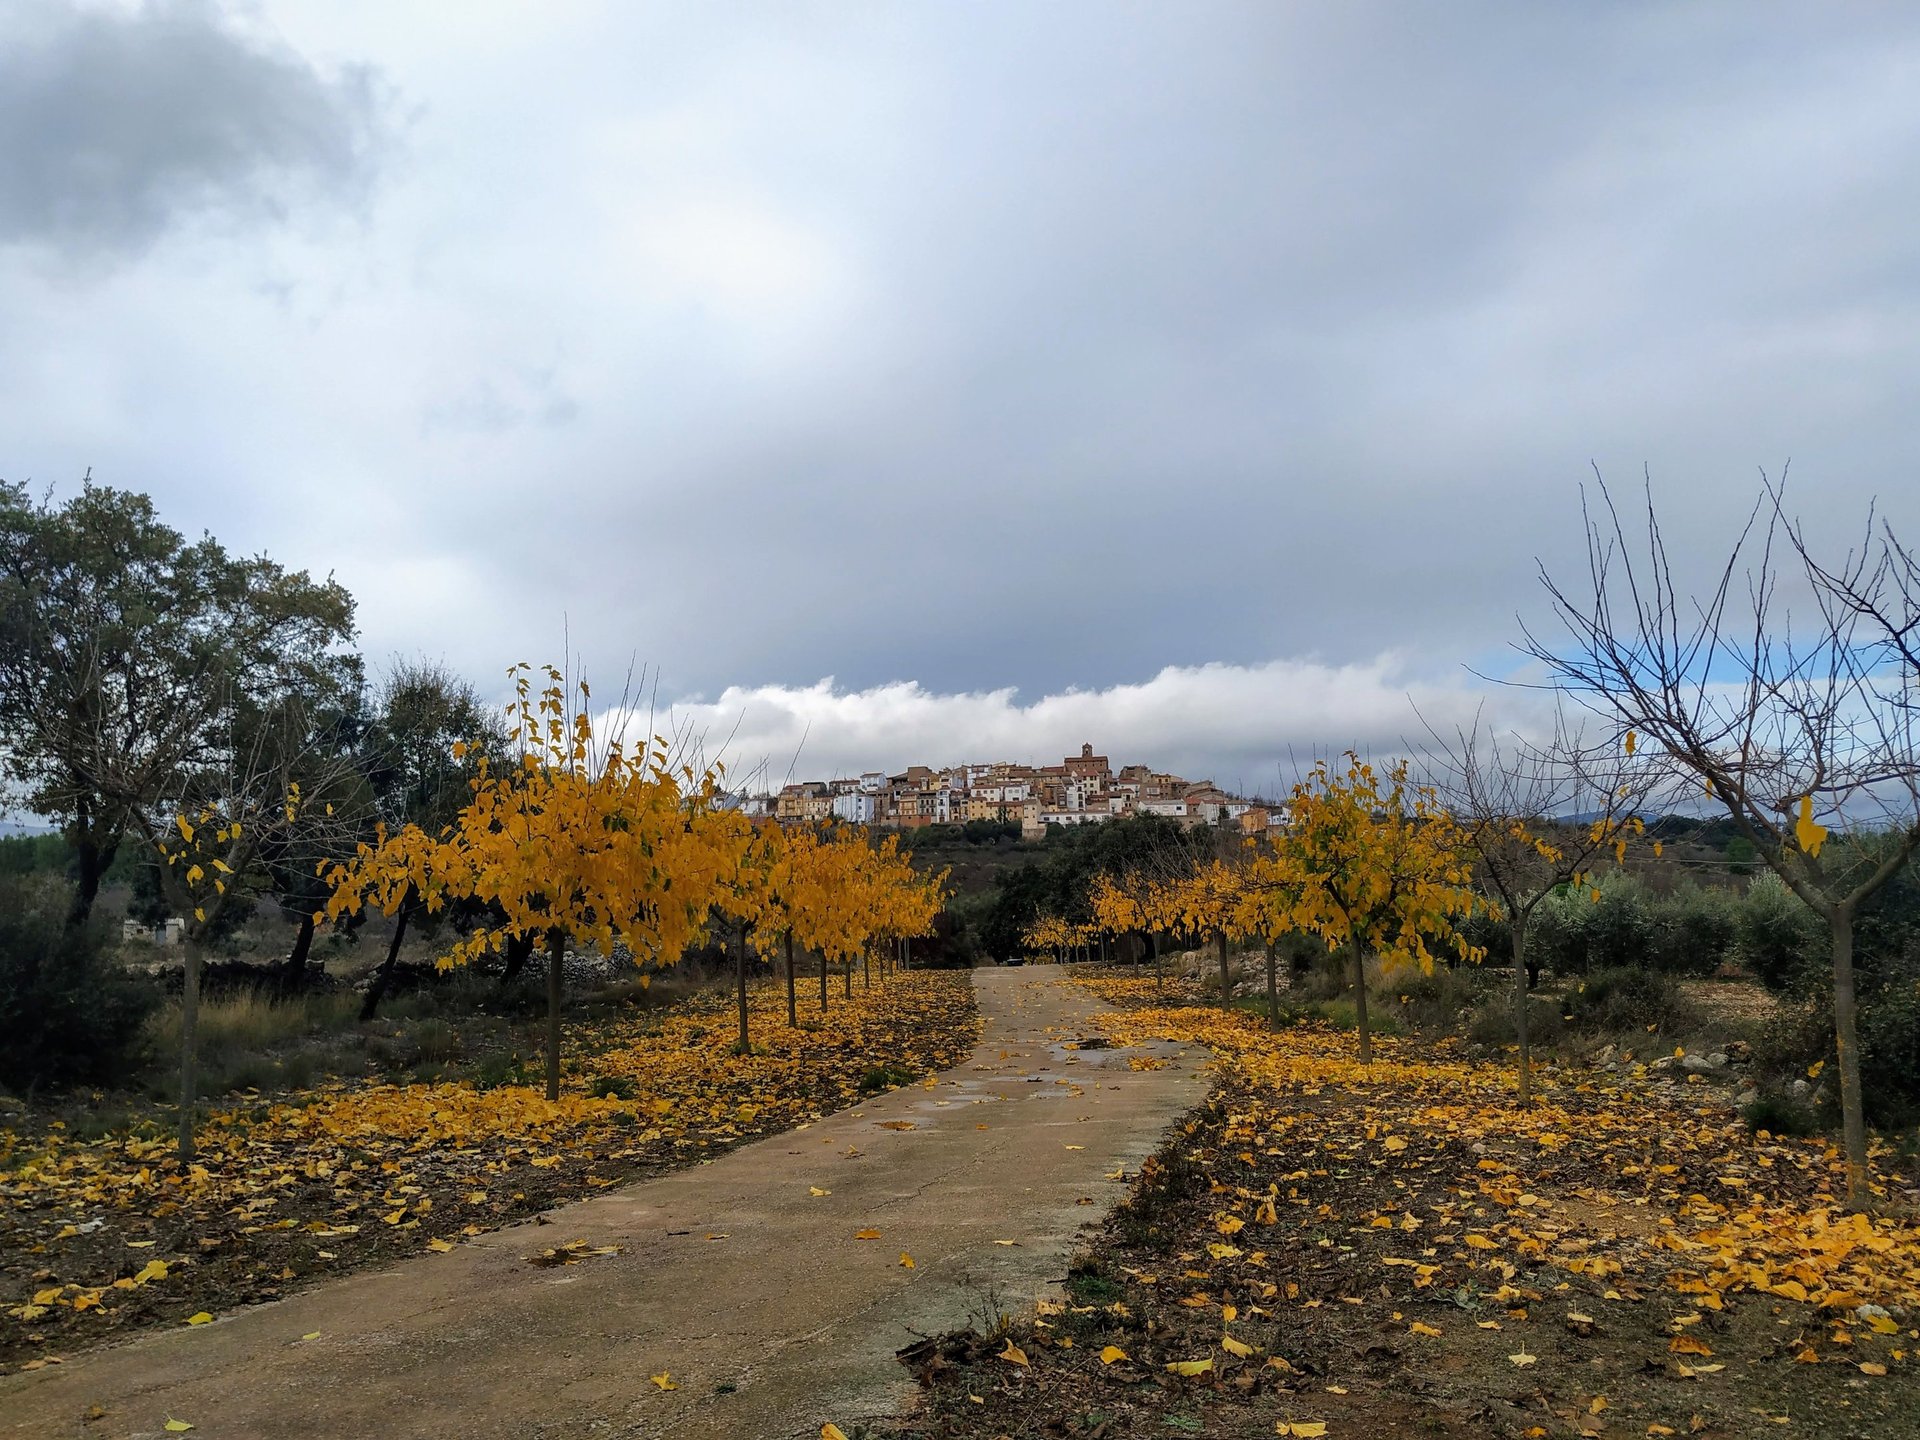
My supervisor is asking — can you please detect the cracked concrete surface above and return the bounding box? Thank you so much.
[2,966,1206,1440]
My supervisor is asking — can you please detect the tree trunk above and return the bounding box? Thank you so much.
[735,927,751,1054]
[280,910,317,993]
[545,927,565,1101]
[1150,931,1162,993]
[1830,907,1870,1207]
[359,882,420,1021]
[177,942,202,1163]
[1352,946,1373,1064]
[844,949,853,998]
[785,930,798,1028]
[67,832,116,929]
[820,945,830,1011]
[863,946,872,989]
[1511,912,1533,1105]
[1216,930,1231,1005]
[501,931,533,983]
[1265,939,1279,1030]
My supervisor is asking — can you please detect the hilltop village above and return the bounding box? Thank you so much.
[739,742,1281,840]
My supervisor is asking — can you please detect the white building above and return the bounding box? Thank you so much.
[833,791,880,824]
[1040,809,1111,827]
[974,779,1031,803]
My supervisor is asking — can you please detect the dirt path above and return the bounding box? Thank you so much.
[2,967,1207,1440]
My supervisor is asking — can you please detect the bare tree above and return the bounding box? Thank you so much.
[1523,475,1920,1206]
[1417,704,1663,1104]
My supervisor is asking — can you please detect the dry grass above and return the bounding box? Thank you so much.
[143,989,361,1058]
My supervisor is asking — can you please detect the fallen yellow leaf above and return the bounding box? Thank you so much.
[1100,1345,1129,1365]
[650,1373,678,1391]
[998,1339,1029,1366]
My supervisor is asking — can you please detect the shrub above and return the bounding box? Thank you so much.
[1383,964,1495,1034]
[1856,972,1920,1128]
[859,1063,917,1094]
[1737,873,1825,991]
[1454,907,1513,969]
[1649,883,1738,976]
[1466,994,1566,1048]
[1562,965,1701,1035]
[0,874,157,1092]
[1742,1087,1819,1137]
[1749,965,1920,1128]
[1584,875,1658,971]
[1308,998,1403,1036]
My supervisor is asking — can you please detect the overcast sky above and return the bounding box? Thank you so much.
[3,1,1917,789]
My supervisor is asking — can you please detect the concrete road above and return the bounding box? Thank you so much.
[3,966,1207,1440]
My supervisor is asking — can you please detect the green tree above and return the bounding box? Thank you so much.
[0,477,357,926]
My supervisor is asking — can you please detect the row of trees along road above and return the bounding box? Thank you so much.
[1059,481,1919,1211]
[2,480,946,1160]
[323,666,944,1112]
[1064,757,1487,1065]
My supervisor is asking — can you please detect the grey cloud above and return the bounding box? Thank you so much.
[425,367,581,436]
[4,1,1919,785]
[0,0,390,259]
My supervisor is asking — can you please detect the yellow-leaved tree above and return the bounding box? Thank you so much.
[1089,870,1146,971]
[325,664,736,1099]
[1234,840,1302,1029]
[1257,754,1480,1062]
[1170,860,1248,1005]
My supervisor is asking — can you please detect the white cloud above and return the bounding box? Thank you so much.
[615,654,1539,797]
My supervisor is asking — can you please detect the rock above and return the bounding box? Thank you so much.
[1789,1078,1812,1099]
[1857,1303,1894,1325]
[1736,1088,1759,1107]
[1595,1044,1617,1065]
[1680,1054,1722,1075]
[1707,1052,1729,1069]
